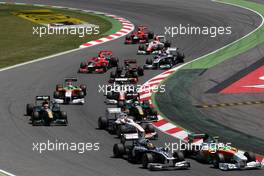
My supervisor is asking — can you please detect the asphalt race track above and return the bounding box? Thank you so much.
[0,0,263,175]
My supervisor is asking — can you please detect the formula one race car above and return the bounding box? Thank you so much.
[79,50,119,73]
[98,108,157,139]
[109,59,144,84]
[26,96,68,126]
[124,25,154,44]
[144,47,185,69]
[104,88,139,107]
[137,35,171,55]
[53,78,86,104]
[183,133,263,170]
[122,100,158,122]
[113,137,190,170]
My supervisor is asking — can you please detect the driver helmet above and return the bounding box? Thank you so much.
[98,52,104,58]
[154,36,159,41]
[42,101,49,109]
[147,142,155,150]
[133,100,140,106]
[120,112,128,119]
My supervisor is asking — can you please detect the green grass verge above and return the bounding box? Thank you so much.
[183,0,264,69]
[0,3,122,68]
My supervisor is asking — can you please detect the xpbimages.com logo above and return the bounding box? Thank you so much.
[164,141,232,153]
[32,140,100,154]
[32,25,100,37]
[164,24,232,38]
[98,83,166,94]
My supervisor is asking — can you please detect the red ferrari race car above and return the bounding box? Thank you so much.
[78,50,119,73]
[124,25,154,44]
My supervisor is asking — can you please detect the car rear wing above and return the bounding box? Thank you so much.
[109,78,137,84]
[35,96,50,104]
[126,92,139,97]
[64,78,77,82]
[137,25,148,30]
[156,35,165,40]
[187,133,207,143]
[120,133,139,143]
[124,59,137,64]
[35,96,50,101]
[187,133,219,143]
[98,50,113,57]
[167,47,177,50]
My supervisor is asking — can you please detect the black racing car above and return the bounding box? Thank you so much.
[144,47,185,69]
[109,59,144,84]
[26,96,68,126]
[122,100,158,122]
[113,137,190,170]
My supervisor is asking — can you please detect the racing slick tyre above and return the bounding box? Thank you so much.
[80,84,87,96]
[244,152,256,162]
[113,143,125,158]
[102,65,108,73]
[175,51,185,64]
[53,91,60,99]
[146,58,153,65]
[137,66,144,76]
[60,111,68,123]
[141,123,155,133]
[173,151,185,162]
[148,32,154,39]
[139,44,146,51]
[26,103,34,116]
[110,57,119,67]
[78,91,85,98]
[142,153,154,168]
[181,143,191,157]
[110,71,116,78]
[80,62,87,69]
[32,111,39,126]
[212,153,225,168]
[98,116,108,129]
[164,41,171,48]
[116,66,123,75]
[146,124,155,133]
[177,51,185,60]
[197,150,208,163]
[132,71,138,78]
[138,44,144,50]
[128,150,141,164]
[125,36,130,44]
[56,84,63,91]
